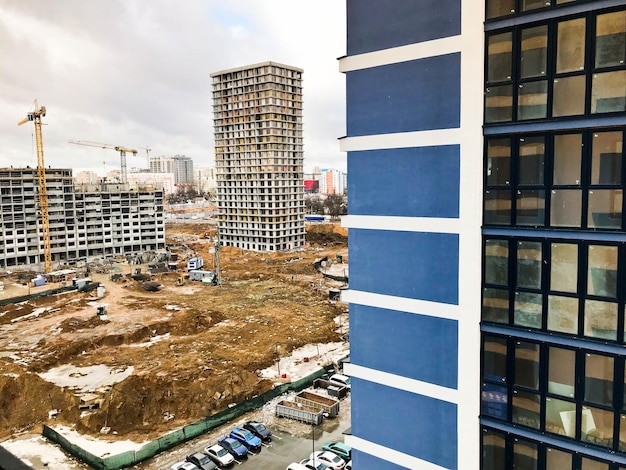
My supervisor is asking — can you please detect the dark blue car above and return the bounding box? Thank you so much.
[229,427,262,452]
[217,436,248,460]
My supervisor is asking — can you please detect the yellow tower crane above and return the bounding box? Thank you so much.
[68,140,138,184]
[18,100,52,273]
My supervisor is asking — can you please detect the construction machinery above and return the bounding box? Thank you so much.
[68,140,138,184]
[18,100,52,273]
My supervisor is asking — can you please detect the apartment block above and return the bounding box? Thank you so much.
[149,155,194,185]
[0,167,165,272]
[211,61,306,251]
[343,1,626,469]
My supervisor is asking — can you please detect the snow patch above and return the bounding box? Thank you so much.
[38,364,134,392]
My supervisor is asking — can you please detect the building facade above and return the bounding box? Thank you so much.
[343,1,626,469]
[149,155,194,185]
[0,168,165,272]
[211,61,306,251]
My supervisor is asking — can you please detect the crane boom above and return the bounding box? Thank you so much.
[68,140,138,184]
[18,100,52,273]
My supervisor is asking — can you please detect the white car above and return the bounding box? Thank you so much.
[204,444,235,467]
[300,459,330,470]
[169,462,200,470]
[345,460,352,470]
[286,464,310,470]
[309,451,346,469]
[329,373,351,389]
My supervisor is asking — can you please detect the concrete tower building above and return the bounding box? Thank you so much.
[343,1,626,469]
[211,61,306,251]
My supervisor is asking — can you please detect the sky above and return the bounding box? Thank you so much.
[0,1,347,176]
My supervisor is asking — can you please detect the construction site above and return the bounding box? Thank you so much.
[0,221,348,448]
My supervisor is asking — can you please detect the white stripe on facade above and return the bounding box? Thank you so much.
[342,214,459,234]
[339,35,462,72]
[344,435,452,470]
[344,363,458,404]
[339,128,461,152]
[342,289,459,320]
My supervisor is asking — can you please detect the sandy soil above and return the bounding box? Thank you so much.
[0,222,349,444]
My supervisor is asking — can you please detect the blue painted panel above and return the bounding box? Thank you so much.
[348,146,460,218]
[352,378,458,469]
[347,0,461,55]
[349,229,459,305]
[351,304,458,389]
[346,54,461,136]
[352,450,410,469]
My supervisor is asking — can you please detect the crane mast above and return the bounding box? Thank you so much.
[68,140,138,184]
[18,100,52,273]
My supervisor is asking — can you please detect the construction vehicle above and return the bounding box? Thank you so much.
[18,100,52,273]
[68,140,138,184]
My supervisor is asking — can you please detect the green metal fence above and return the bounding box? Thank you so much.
[43,365,333,470]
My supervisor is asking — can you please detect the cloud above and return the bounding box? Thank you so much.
[0,0,346,174]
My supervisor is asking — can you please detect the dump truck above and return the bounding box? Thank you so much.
[275,400,324,425]
[294,390,340,417]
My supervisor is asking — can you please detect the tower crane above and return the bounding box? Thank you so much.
[18,100,52,273]
[137,146,152,169]
[68,140,138,184]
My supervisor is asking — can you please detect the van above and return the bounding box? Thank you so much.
[329,373,351,389]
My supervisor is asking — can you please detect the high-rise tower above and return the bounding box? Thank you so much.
[211,61,306,251]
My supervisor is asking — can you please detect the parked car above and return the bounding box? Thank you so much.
[299,459,330,470]
[244,420,272,441]
[328,373,351,389]
[169,462,200,470]
[217,436,248,460]
[345,460,352,470]
[186,452,217,470]
[322,442,352,462]
[204,444,235,467]
[286,464,310,470]
[309,451,346,469]
[229,427,262,452]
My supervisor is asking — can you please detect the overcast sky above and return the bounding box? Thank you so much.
[0,1,347,176]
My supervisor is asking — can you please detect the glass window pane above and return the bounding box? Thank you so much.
[592,71,626,114]
[521,0,549,11]
[485,85,513,122]
[550,243,578,293]
[483,335,507,382]
[548,347,575,398]
[550,189,582,227]
[554,134,582,185]
[546,448,572,469]
[582,457,610,470]
[517,241,542,289]
[487,138,511,186]
[488,32,513,82]
[519,136,545,185]
[516,190,545,226]
[591,132,623,186]
[515,341,539,389]
[486,0,515,20]
[482,429,506,470]
[546,397,577,437]
[512,391,540,429]
[518,80,548,120]
[584,300,618,340]
[513,439,538,470]
[553,75,586,117]
[596,11,626,68]
[521,26,548,78]
[485,189,512,225]
[581,407,614,449]
[557,18,586,73]
[514,292,542,328]
[585,354,614,407]
[483,288,510,323]
[548,295,578,334]
[482,383,508,419]
[588,189,622,229]
[620,414,626,452]
[587,245,618,297]
[485,239,509,285]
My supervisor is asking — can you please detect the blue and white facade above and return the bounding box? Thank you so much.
[340,1,483,468]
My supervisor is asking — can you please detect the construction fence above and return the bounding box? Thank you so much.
[42,365,334,470]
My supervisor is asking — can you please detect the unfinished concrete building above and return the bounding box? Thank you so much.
[0,167,165,272]
[211,61,306,251]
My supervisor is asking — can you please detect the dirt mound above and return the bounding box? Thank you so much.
[306,223,348,246]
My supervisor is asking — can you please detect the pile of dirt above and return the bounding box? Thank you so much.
[306,223,348,246]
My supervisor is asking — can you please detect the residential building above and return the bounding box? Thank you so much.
[211,61,306,251]
[149,155,194,185]
[342,1,626,469]
[195,167,217,195]
[126,172,176,195]
[0,167,165,272]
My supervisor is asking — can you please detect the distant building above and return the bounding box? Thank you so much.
[195,167,217,195]
[211,61,306,251]
[149,155,194,185]
[74,170,101,185]
[304,179,319,194]
[126,172,175,194]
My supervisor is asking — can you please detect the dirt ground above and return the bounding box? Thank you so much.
[0,223,348,443]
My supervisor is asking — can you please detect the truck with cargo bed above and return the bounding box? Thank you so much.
[275,400,324,425]
[294,390,340,417]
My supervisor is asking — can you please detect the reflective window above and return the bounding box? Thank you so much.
[588,189,623,229]
[591,132,623,186]
[482,429,506,470]
[486,85,514,123]
[548,295,578,334]
[596,11,626,68]
[484,336,508,382]
[485,239,509,285]
[581,406,614,448]
[553,75,586,116]
[515,341,540,389]
[521,0,549,12]
[487,138,511,186]
[485,189,512,225]
[513,439,538,470]
[550,189,582,227]
[518,80,548,120]
[587,245,618,297]
[518,136,545,184]
[488,32,513,82]
[546,447,572,468]
[513,390,541,428]
[553,134,582,185]
[514,291,543,328]
[548,347,575,398]
[521,26,548,78]
[584,354,614,407]
[483,287,510,323]
[550,243,578,293]
[592,70,626,114]
[482,382,508,419]
[581,457,610,470]
[517,241,542,289]
[486,0,515,20]
[516,190,545,226]
[546,397,576,437]
[557,18,586,73]
[584,300,618,340]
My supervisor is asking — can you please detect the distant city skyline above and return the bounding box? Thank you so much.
[0,1,346,175]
